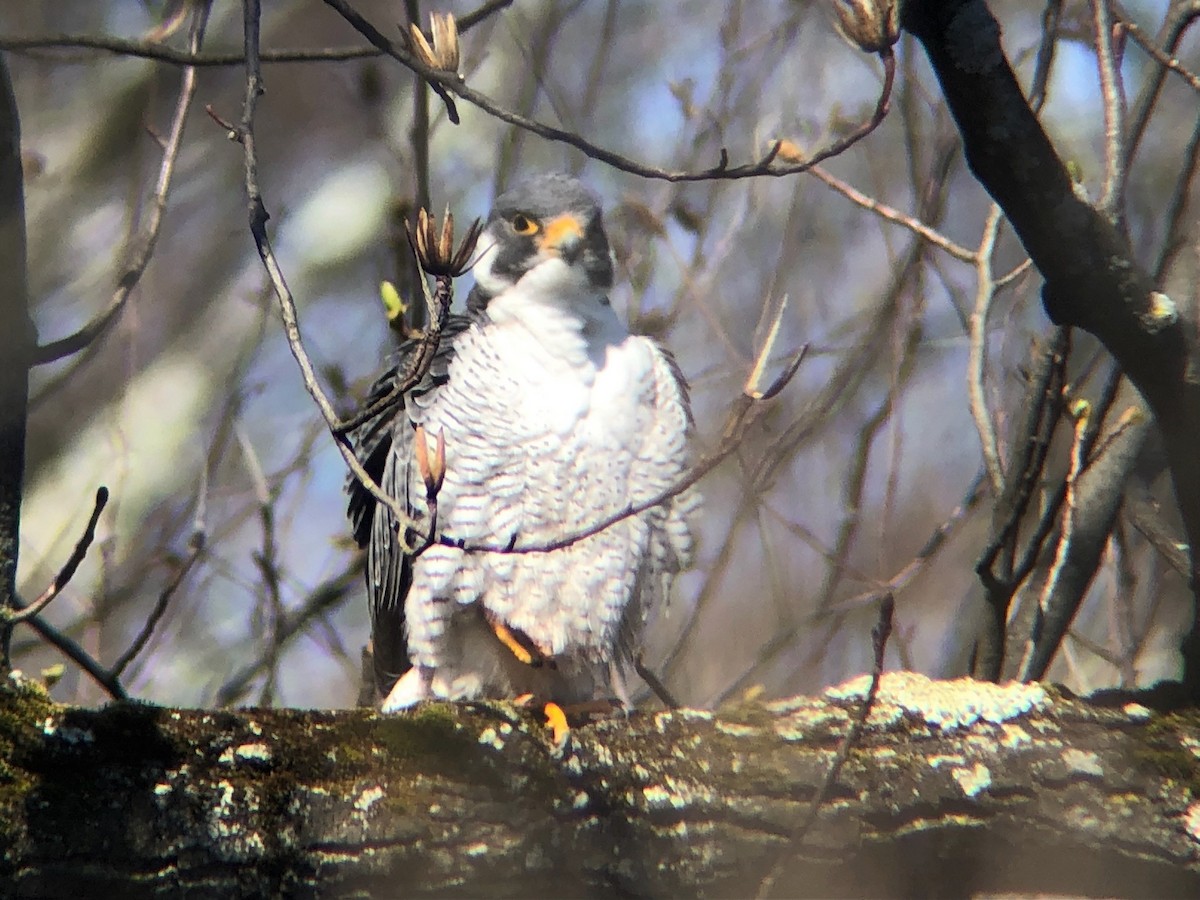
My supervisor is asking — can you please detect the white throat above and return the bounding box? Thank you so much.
[472,241,627,368]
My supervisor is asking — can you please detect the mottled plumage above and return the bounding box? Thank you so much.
[348,174,696,711]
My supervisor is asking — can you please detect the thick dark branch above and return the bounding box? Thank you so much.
[2,674,1198,898]
[903,0,1200,694]
[0,53,33,673]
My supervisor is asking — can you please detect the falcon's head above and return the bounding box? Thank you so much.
[470,173,614,306]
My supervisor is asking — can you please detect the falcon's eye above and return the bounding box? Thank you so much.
[510,213,539,236]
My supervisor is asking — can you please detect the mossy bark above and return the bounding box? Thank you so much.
[2,672,1199,898]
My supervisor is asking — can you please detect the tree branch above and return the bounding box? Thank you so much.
[0,52,34,673]
[3,672,1198,897]
[903,0,1200,696]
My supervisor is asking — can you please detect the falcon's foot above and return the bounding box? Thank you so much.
[380,667,430,713]
[485,612,555,669]
[513,694,625,750]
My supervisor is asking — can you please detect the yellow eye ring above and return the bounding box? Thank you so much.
[511,213,539,236]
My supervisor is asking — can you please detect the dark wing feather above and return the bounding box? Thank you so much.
[346,314,473,700]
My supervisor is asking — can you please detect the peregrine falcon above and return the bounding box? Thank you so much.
[347,173,696,713]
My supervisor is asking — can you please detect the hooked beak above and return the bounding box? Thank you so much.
[538,213,585,263]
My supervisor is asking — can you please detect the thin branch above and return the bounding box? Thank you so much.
[808,164,974,262]
[1153,109,1200,284]
[634,652,679,710]
[718,475,983,707]
[1126,495,1190,579]
[1117,7,1200,95]
[1092,0,1127,218]
[232,0,416,540]
[109,529,205,680]
[321,0,897,182]
[968,205,1005,494]
[5,488,108,625]
[8,601,127,700]
[1018,402,1091,681]
[0,1,512,67]
[31,6,209,365]
[756,594,895,899]
[214,562,361,707]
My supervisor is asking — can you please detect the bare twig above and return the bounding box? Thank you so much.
[231,0,416,543]
[214,562,361,707]
[756,594,895,899]
[237,425,286,705]
[1092,0,1127,218]
[1117,8,1200,96]
[7,601,127,700]
[0,1,512,67]
[808,164,974,262]
[1018,401,1091,680]
[968,205,1005,494]
[5,488,108,626]
[31,5,210,365]
[109,529,205,680]
[321,0,897,183]
[634,652,679,710]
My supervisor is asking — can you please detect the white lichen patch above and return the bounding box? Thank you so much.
[593,744,615,768]
[773,707,851,742]
[1184,802,1200,844]
[210,781,240,838]
[641,785,681,810]
[764,695,815,715]
[715,721,761,738]
[928,754,967,769]
[1062,748,1104,777]
[246,720,263,736]
[236,742,271,762]
[219,742,273,766]
[477,727,504,751]
[1182,736,1200,760]
[464,842,489,857]
[40,717,95,745]
[353,786,385,814]
[1144,291,1178,332]
[1123,703,1153,721]
[658,821,689,839]
[997,722,1032,750]
[631,763,652,782]
[826,672,1048,731]
[951,762,992,798]
[675,709,714,723]
[892,813,985,838]
[572,791,590,810]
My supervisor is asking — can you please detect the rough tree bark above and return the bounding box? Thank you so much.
[2,672,1199,898]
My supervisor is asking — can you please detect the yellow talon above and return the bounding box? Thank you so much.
[490,620,536,665]
[544,702,570,747]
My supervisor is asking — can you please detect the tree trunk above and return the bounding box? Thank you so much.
[2,671,1198,898]
[0,53,34,673]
